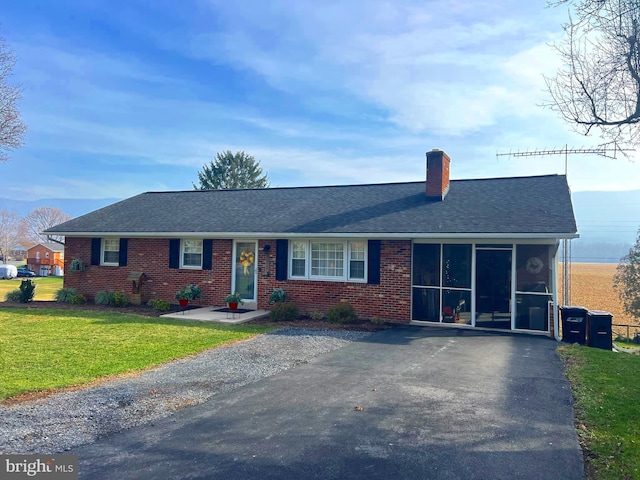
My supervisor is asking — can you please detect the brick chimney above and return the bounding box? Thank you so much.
[426,149,451,200]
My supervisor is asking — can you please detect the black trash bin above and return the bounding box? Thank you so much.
[560,306,588,344]
[587,310,613,350]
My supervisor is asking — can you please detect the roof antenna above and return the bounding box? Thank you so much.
[496,142,634,306]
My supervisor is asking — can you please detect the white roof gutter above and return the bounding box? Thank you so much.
[48,231,580,240]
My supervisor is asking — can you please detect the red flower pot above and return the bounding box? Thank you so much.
[179,298,189,307]
[228,302,238,311]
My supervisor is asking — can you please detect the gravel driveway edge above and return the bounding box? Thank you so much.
[0,328,371,454]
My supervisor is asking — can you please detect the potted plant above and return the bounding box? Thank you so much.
[175,284,201,307]
[225,292,244,311]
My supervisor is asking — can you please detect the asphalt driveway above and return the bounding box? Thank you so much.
[73,326,584,479]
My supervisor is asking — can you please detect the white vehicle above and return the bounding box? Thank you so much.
[0,264,18,279]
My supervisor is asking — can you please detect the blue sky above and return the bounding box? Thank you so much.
[2,0,640,201]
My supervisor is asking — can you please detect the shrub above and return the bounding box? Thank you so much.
[112,292,129,307]
[95,290,114,306]
[327,302,358,324]
[148,299,171,311]
[4,290,22,302]
[370,316,385,325]
[95,290,128,307]
[70,294,87,305]
[18,280,36,303]
[270,302,299,322]
[268,288,287,304]
[309,311,324,321]
[55,288,78,303]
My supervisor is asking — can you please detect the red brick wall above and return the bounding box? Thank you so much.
[63,237,233,306]
[257,239,412,322]
[63,237,413,322]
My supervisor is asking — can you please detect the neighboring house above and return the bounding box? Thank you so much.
[11,244,30,260]
[27,242,65,276]
[45,149,578,337]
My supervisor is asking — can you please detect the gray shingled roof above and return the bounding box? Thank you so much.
[45,175,577,238]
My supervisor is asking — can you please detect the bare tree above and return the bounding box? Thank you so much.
[0,210,22,262]
[0,29,27,162]
[23,207,72,244]
[545,0,640,148]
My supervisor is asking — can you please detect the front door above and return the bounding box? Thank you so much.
[233,241,257,302]
[475,249,512,329]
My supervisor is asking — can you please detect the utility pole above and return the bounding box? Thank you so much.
[496,143,632,306]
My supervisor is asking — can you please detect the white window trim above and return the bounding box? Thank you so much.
[289,240,308,279]
[180,239,203,270]
[101,238,120,266]
[348,241,366,281]
[288,239,367,282]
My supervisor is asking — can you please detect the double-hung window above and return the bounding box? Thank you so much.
[348,242,366,280]
[291,241,307,277]
[102,239,120,265]
[181,240,203,269]
[289,240,367,281]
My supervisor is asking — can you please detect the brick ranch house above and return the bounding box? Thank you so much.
[46,149,578,337]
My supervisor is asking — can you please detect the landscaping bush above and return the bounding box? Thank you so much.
[327,302,358,324]
[148,299,171,311]
[270,302,299,322]
[309,311,324,320]
[268,288,287,304]
[95,291,113,306]
[19,280,36,303]
[112,292,129,307]
[70,294,87,305]
[4,290,22,302]
[95,290,129,307]
[55,288,78,303]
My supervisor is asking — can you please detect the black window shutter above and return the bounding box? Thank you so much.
[90,238,101,265]
[275,239,288,281]
[169,239,180,269]
[367,240,381,285]
[203,239,213,270]
[119,238,128,267]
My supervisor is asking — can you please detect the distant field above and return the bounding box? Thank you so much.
[561,263,638,337]
[0,277,63,302]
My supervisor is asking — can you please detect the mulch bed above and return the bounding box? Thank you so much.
[0,301,393,332]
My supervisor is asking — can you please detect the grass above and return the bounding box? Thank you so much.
[0,308,274,401]
[0,276,63,302]
[559,344,640,480]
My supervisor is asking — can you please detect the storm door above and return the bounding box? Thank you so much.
[475,248,512,329]
[233,241,257,302]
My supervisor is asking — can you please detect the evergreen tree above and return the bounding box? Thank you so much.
[193,151,270,190]
[614,228,640,320]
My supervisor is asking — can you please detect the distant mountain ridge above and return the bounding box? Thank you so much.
[571,189,640,263]
[0,197,120,218]
[1,189,638,263]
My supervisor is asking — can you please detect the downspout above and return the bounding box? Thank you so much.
[552,240,561,341]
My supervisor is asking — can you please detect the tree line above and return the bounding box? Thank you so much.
[0,207,70,261]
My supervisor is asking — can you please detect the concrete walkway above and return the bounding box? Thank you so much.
[72,326,584,479]
[161,306,269,324]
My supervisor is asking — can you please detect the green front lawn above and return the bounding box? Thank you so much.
[0,308,274,400]
[0,276,63,301]
[559,344,640,480]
